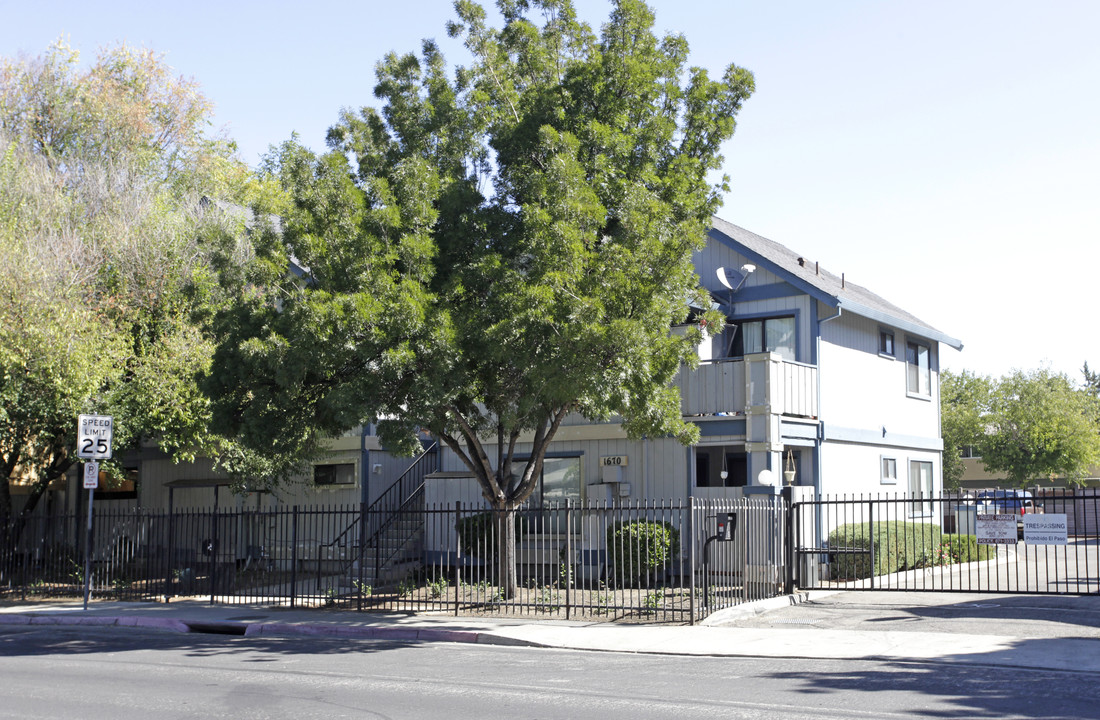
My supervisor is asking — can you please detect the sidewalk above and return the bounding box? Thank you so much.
[3,591,1099,674]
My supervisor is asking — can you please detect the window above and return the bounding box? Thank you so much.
[880,457,897,485]
[97,467,139,500]
[729,316,795,361]
[314,463,356,486]
[514,456,582,532]
[909,460,933,515]
[906,340,931,396]
[879,330,895,357]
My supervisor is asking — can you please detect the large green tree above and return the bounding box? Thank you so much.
[0,41,264,538]
[941,367,1100,488]
[981,369,1100,486]
[939,369,992,489]
[207,0,753,595]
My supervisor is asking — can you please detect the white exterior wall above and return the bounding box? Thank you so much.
[820,442,942,498]
[818,310,940,438]
[434,430,691,504]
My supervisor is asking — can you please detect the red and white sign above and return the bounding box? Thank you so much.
[83,461,99,490]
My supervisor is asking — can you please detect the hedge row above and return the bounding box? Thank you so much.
[827,522,998,579]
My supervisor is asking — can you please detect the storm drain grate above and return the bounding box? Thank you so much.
[185,622,247,636]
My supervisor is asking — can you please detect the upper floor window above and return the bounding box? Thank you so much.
[730,316,795,361]
[879,330,895,357]
[906,340,931,396]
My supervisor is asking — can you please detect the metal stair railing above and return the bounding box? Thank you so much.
[319,443,438,590]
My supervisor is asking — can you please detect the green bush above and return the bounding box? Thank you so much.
[455,511,527,558]
[938,534,997,564]
[827,521,942,579]
[456,512,496,558]
[606,521,680,586]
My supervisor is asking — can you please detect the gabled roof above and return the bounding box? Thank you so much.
[709,216,963,350]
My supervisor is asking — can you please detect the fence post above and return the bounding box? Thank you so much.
[357,500,367,612]
[868,500,875,591]
[688,497,696,626]
[21,524,29,602]
[783,488,795,594]
[565,500,572,621]
[454,501,462,617]
[290,506,299,608]
[209,506,218,605]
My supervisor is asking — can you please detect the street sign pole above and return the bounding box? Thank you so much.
[81,460,99,610]
[83,480,94,610]
[76,416,112,612]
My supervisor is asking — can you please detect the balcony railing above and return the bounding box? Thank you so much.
[677,356,818,419]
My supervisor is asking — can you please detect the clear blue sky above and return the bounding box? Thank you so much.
[5,1,1098,381]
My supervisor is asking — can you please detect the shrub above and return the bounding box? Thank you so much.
[606,521,680,586]
[455,512,497,558]
[827,522,942,579]
[938,534,997,564]
[455,510,533,559]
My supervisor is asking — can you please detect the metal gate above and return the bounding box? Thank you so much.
[791,490,1100,594]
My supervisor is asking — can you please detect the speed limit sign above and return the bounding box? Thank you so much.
[76,414,114,459]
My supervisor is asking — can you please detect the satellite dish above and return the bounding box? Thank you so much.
[716,266,740,290]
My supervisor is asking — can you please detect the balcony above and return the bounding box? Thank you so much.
[677,355,818,419]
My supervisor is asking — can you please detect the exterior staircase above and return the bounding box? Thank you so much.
[330,444,437,595]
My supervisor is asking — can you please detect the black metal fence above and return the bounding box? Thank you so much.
[1,497,788,624]
[792,490,1100,594]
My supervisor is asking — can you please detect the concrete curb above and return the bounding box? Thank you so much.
[244,620,539,647]
[0,613,190,633]
[0,612,542,648]
[700,591,838,626]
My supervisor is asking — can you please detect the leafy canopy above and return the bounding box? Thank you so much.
[0,40,264,526]
[941,367,1100,487]
[208,0,754,509]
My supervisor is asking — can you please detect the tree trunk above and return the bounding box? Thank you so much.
[496,504,518,599]
[7,458,71,548]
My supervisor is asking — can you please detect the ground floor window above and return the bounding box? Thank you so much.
[314,463,356,487]
[909,460,933,515]
[513,456,582,532]
[97,467,138,499]
[881,457,898,485]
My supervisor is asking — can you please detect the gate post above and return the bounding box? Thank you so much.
[782,486,795,594]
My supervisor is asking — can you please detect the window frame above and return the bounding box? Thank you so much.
[878,328,896,358]
[905,338,932,398]
[880,456,898,486]
[727,314,797,361]
[313,462,357,488]
[908,459,934,517]
[96,467,139,500]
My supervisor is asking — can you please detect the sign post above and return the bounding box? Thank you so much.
[76,415,113,611]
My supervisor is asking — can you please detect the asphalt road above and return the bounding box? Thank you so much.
[3,623,1100,719]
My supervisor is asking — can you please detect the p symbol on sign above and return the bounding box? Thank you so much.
[83,462,99,490]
